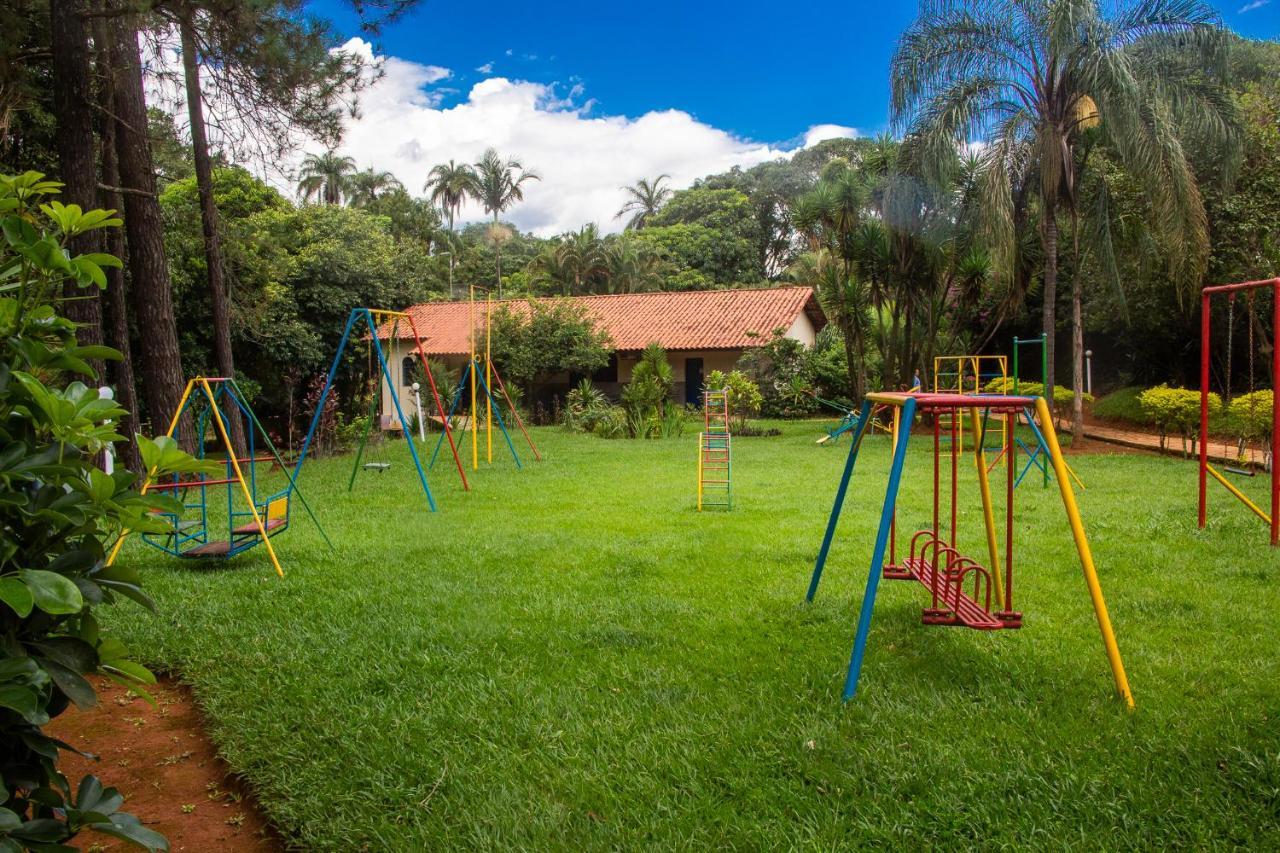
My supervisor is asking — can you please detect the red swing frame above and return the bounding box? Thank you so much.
[1198,277,1280,545]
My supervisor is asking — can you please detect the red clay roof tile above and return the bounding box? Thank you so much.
[383,286,825,355]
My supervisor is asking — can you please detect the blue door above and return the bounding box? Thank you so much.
[685,358,704,406]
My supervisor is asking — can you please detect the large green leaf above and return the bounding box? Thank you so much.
[0,577,33,617]
[19,570,84,615]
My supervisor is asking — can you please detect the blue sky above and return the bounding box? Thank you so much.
[312,0,1276,144]
[296,1,1277,235]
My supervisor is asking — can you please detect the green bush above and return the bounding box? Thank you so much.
[704,369,762,433]
[1227,390,1273,444]
[1138,384,1220,452]
[1091,386,1153,425]
[983,376,1093,406]
[620,343,673,439]
[1,172,215,851]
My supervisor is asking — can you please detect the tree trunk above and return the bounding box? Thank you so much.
[493,214,503,299]
[110,13,190,447]
[1042,200,1058,416]
[49,0,104,374]
[94,19,141,471]
[180,18,246,456]
[1071,268,1085,441]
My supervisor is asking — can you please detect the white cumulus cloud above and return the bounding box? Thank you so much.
[299,39,856,236]
[803,124,860,147]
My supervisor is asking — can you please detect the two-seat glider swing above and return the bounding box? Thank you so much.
[805,391,1132,707]
[105,377,330,577]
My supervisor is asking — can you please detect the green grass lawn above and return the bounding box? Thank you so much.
[104,420,1280,849]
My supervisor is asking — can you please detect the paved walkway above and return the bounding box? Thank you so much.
[1063,417,1266,466]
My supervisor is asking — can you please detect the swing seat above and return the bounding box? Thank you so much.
[231,517,288,536]
[1224,466,1256,478]
[884,531,1020,631]
[363,462,392,472]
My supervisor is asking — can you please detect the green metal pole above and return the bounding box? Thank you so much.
[348,389,380,491]
[1012,337,1021,395]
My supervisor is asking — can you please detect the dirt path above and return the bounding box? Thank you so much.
[47,676,281,852]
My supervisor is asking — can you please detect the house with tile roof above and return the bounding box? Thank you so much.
[376,286,826,426]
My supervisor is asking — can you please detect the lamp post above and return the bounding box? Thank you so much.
[99,386,115,475]
[1085,350,1093,397]
[438,251,454,300]
[411,382,425,442]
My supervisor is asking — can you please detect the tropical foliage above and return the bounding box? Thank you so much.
[0,173,212,852]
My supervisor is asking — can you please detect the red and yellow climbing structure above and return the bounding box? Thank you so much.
[697,389,732,511]
[805,391,1132,708]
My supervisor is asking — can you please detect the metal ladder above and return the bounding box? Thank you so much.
[698,389,732,511]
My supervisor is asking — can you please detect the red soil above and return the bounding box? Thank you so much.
[46,676,281,853]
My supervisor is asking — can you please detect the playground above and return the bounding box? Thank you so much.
[99,419,1280,849]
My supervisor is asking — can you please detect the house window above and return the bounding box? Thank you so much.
[402,356,417,387]
[592,353,619,383]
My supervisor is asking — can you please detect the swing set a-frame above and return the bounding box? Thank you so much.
[294,307,470,512]
[428,285,540,472]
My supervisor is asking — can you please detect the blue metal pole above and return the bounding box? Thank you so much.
[476,369,521,469]
[366,309,437,511]
[806,399,874,603]
[843,396,917,701]
[429,362,470,468]
[294,308,360,483]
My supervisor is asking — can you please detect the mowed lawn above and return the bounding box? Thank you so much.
[104,420,1280,849]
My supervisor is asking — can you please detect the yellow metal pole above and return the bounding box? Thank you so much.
[1206,463,1272,524]
[106,378,199,567]
[469,285,477,470]
[971,408,1005,607]
[201,380,284,578]
[486,293,493,464]
[1035,396,1133,708]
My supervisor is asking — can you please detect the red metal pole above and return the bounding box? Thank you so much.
[950,408,958,548]
[1199,290,1210,529]
[933,413,940,538]
[1271,281,1279,545]
[406,316,469,491]
[1005,411,1015,613]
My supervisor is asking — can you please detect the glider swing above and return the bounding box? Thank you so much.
[105,377,329,577]
[805,391,1132,707]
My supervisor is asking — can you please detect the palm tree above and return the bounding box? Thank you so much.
[296,150,357,205]
[347,167,403,207]
[607,234,666,293]
[794,167,874,398]
[615,175,672,229]
[891,0,1237,438]
[472,148,540,296]
[528,225,611,295]
[423,160,478,299]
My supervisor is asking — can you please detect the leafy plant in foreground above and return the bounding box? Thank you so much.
[1,172,213,852]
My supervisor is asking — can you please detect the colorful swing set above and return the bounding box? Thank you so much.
[106,377,329,577]
[805,391,1132,707]
[429,285,540,473]
[295,307,469,513]
[1198,277,1280,545]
